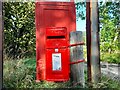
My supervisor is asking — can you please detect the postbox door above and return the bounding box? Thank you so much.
[46,48,70,81]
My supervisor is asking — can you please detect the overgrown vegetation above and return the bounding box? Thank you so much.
[101,52,120,63]
[99,2,120,63]
[4,2,35,58]
[3,57,73,88]
[3,56,120,88]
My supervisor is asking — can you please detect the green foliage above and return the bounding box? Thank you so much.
[99,2,120,64]
[99,2,120,53]
[75,2,86,20]
[3,2,35,58]
[101,52,120,64]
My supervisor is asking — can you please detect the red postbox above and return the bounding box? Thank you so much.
[46,27,69,81]
[35,1,76,81]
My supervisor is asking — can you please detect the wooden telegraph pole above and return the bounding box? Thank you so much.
[86,0,101,84]
[0,1,3,89]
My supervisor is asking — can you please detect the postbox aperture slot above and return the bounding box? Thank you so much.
[47,36,65,39]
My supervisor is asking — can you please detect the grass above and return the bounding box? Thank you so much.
[3,57,72,88]
[3,56,120,88]
[92,76,120,89]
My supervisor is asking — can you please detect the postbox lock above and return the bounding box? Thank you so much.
[55,48,58,52]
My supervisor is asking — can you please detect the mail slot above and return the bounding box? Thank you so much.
[45,27,70,81]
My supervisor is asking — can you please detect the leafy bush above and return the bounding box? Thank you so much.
[99,2,119,53]
[101,52,120,64]
[4,2,35,58]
